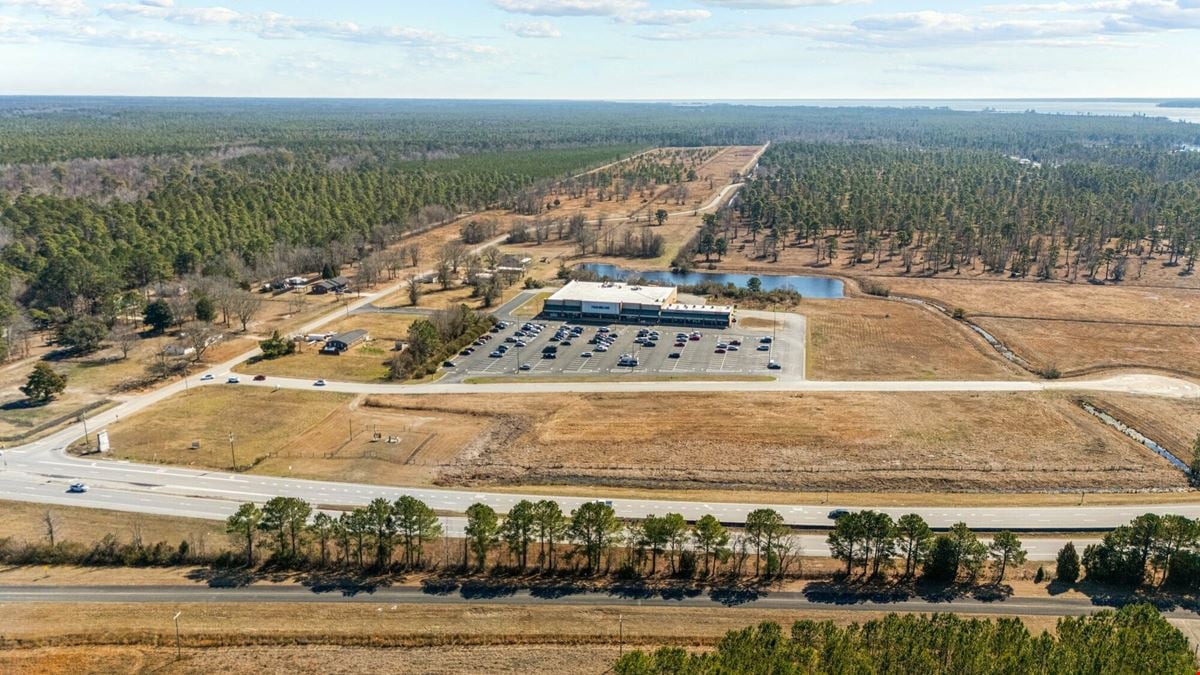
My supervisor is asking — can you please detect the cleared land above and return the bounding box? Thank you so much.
[804,298,1021,381]
[371,391,1183,493]
[95,388,1187,493]
[0,500,226,550]
[1079,394,1200,461]
[96,388,488,485]
[0,602,1060,675]
[974,317,1200,377]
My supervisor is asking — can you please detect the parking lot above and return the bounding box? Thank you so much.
[442,315,801,382]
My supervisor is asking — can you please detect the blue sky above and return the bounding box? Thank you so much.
[1,0,1198,98]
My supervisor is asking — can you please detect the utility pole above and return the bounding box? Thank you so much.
[81,411,90,446]
[173,611,182,660]
[618,613,624,658]
[228,431,236,470]
[348,417,353,443]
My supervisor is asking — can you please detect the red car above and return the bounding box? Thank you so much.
[714,348,726,354]
[253,374,267,381]
[674,341,686,347]
[688,335,701,341]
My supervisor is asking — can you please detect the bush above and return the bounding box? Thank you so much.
[861,280,891,297]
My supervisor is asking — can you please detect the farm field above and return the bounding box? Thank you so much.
[372,391,1183,493]
[93,388,487,486]
[803,297,1021,381]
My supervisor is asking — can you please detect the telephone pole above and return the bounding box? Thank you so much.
[228,431,236,470]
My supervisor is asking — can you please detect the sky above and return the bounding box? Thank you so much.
[0,0,1198,99]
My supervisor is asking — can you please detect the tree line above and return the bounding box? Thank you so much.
[615,605,1196,674]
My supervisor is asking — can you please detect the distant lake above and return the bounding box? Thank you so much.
[578,264,845,299]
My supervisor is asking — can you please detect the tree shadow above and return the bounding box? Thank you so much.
[803,579,917,606]
[457,579,518,600]
[1,398,47,411]
[298,570,390,596]
[184,565,257,588]
[709,585,768,607]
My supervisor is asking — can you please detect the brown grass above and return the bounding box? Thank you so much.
[804,298,1021,381]
[0,500,226,550]
[97,388,488,486]
[974,317,1200,378]
[250,313,418,382]
[1078,394,1200,460]
[370,391,1184,493]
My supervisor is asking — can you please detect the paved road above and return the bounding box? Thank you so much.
[0,584,1181,618]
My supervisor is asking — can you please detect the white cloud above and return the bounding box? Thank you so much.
[769,3,1200,48]
[492,0,645,16]
[504,19,562,37]
[618,9,711,25]
[694,0,866,8]
[0,0,88,18]
[95,4,500,59]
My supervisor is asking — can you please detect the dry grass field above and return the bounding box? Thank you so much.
[94,387,1188,494]
[0,500,227,550]
[973,317,1200,377]
[0,602,1062,675]
[877,277,1200,325]
[1079,394,1200,460]
[804,298,1021,381]
[370,391,1183,493]
[97,388,487,485]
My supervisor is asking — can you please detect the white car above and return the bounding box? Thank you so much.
[68,482,88,493]
[200,373,214,381]
[581,351,593,358]
[314,379,327,387]
[226,376,240,384]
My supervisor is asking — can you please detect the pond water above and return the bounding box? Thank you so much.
[578,264,844,299]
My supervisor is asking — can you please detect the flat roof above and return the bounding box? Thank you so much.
[548,280,676,306]
[663,303,733,314]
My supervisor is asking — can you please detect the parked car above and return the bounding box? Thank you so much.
[581,351,593,358]
[595,345,609,352]
[442,361,456,368]
[669,352,682,359]
[489,351,503,358]
[714,348,726,354]
[760,336,773,343]
[542,352,557,359]
[519,363,532,371]
[767,360,782,370]
[728,346,739,352]
[67,481,88,493]
[730,339,742,346]
[689,335,701,341]
[757,344,771,351]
